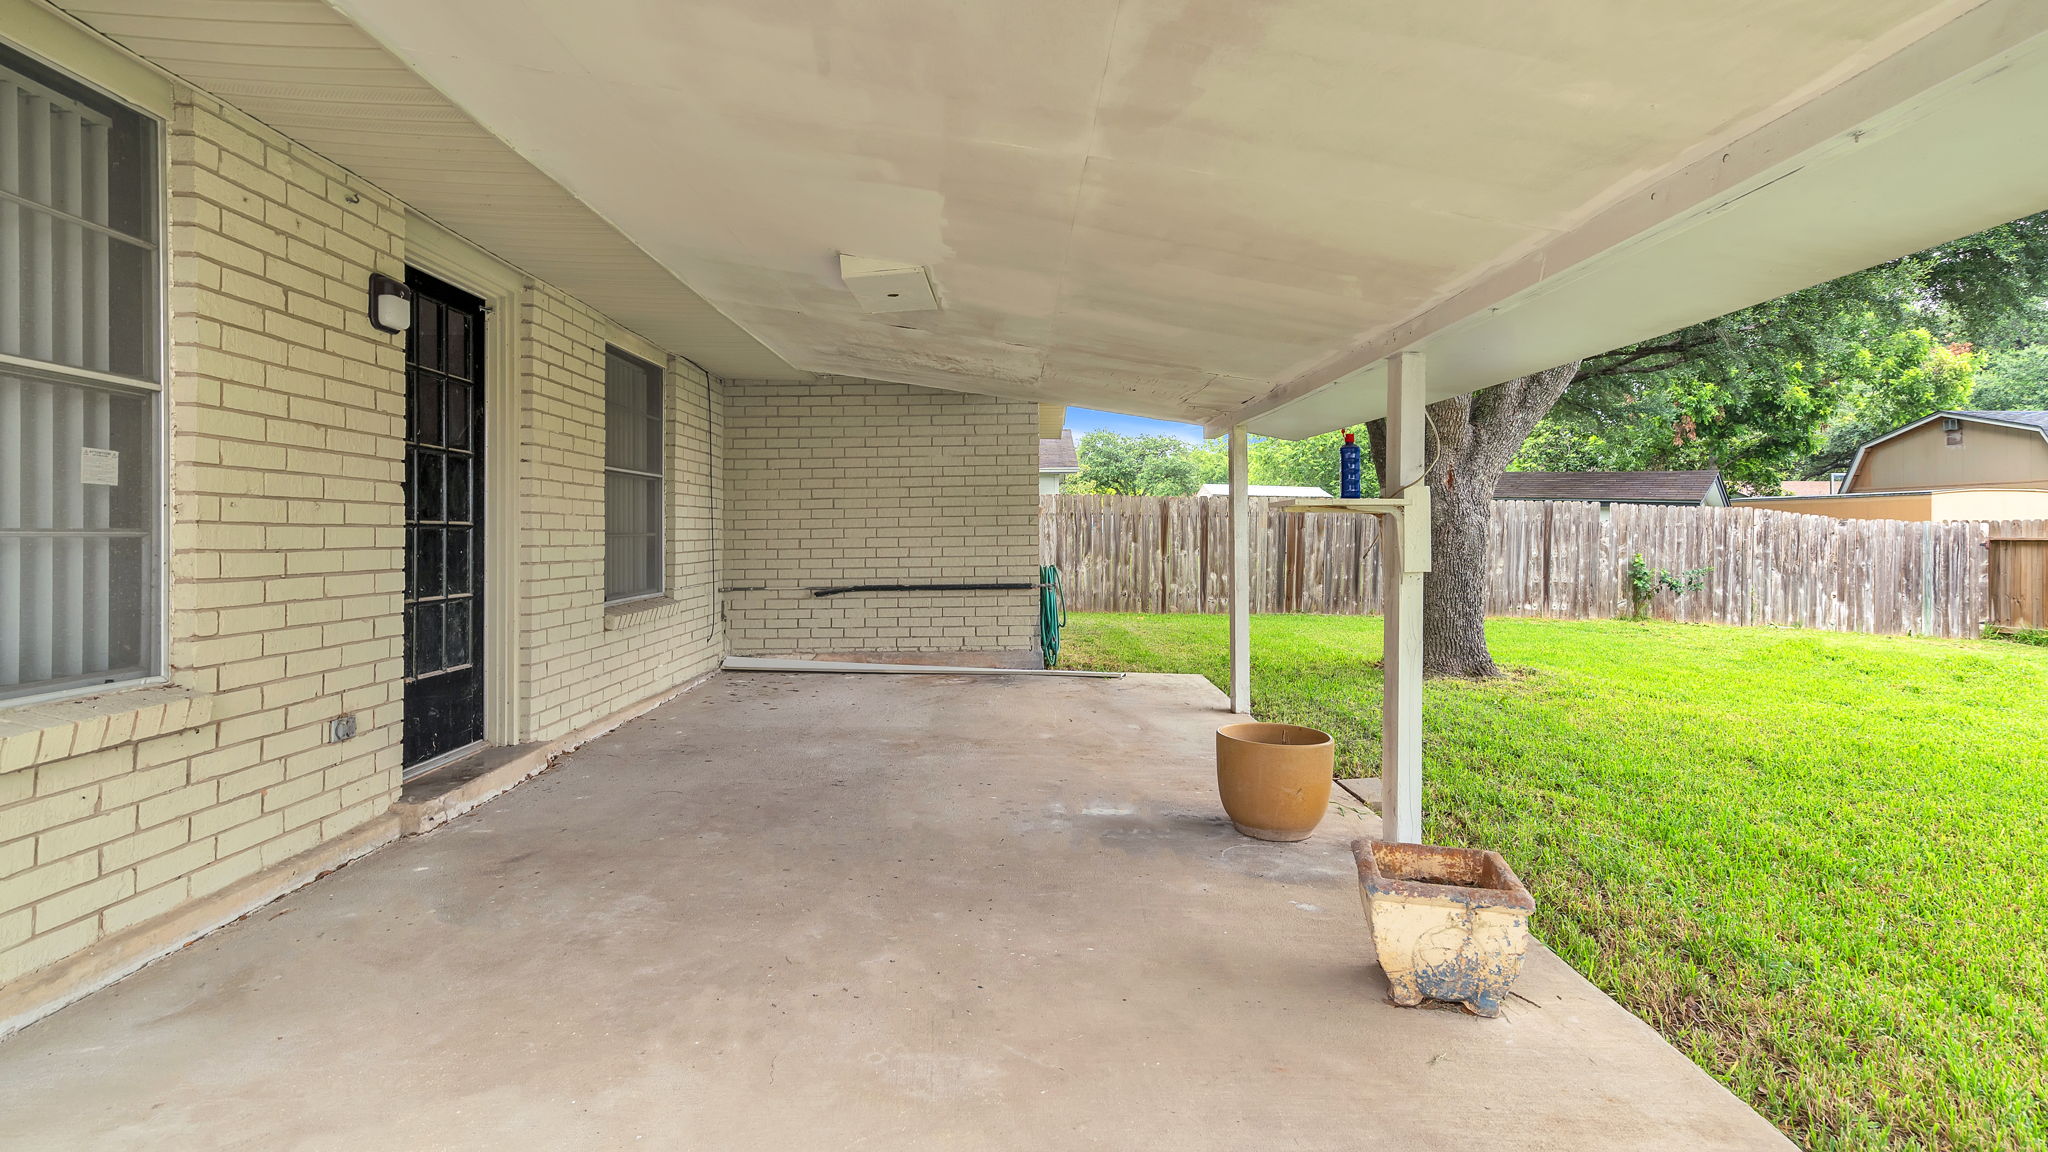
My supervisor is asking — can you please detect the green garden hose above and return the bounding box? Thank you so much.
[1040,565,1065,667]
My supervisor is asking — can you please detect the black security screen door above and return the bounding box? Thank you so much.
[402,270,486,770]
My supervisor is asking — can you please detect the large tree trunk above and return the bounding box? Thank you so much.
[1367,362,1582,679]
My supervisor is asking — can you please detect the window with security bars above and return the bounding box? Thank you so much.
[604,347,664,602]
[0,42,161,704]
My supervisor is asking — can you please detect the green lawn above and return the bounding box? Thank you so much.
[1059,614,2048,1152]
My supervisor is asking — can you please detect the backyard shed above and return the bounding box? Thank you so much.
[1736,410,2048,520]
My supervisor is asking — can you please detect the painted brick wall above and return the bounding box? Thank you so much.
[0,91,407,983]
[721,377,1039,656]
[516,284,724,743]
[2,50,1032,997]
[0,87,730,991]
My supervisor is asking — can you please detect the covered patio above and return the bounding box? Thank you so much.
[4,3,2046,1143]
[0,671,1787,1150]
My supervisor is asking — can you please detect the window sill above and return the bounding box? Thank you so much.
[603,595,681,630]
[0,684,213,774]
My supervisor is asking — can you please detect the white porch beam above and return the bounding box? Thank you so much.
[1379,352,1427,843]
[1227,426,1251,715]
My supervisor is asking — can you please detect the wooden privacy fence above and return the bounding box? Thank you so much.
[1040,494,2048,639]
[1988,535,2048,631]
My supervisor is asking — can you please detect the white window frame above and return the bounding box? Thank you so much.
[603,343,667,605]
[0,21,170,709]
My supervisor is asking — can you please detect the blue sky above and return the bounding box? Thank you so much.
[1063,407,1209,442]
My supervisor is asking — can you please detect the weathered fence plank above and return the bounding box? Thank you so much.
[1039,495,2017,639]
[1987,522,2048,630]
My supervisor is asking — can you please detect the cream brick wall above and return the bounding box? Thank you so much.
[517,285,724,743]
[0,92,407,985]
[0,84,727,988]
[722,378,1040,656]
[3,48,1041,997]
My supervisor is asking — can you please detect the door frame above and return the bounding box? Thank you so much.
[405,215,522,748]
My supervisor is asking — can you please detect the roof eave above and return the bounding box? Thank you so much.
[1210,5,2048,439]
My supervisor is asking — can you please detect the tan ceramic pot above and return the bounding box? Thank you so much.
[1215,722,1334,842]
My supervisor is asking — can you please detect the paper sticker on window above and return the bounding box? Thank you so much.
[80,447,120,486]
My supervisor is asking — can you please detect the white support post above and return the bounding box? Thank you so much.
[1228,426,1251,714]
[1380,352,1428,843]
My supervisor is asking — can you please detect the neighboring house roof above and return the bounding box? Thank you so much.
[1039,430,1079,474]
[1954,409,2048,432]
[1493,470,1726,505]
[1195,484,1331,498]
[1842,410,2048,491]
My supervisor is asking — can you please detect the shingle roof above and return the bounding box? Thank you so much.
[1039,430,1079,472]
[1494,469,1724,504]
[1954,410,2048,431]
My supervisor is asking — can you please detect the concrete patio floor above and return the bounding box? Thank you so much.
[0,672,1791,1151]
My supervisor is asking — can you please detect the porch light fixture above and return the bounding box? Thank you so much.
[368,273,414,333]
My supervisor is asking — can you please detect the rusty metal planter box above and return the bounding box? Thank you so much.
[1351,839,1535,1017]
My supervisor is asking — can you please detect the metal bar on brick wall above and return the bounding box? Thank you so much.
[810,582,1041,598]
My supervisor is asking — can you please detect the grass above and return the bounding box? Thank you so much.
[1985,625,2048,648]
[1059,613,2048,1152]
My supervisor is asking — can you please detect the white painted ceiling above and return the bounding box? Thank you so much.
[54,0,2048,435]
[316,0,2012,428]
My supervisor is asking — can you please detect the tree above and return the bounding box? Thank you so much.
[1188,441,1231,489]
[1371,209,2048,678]
[1062,428,1372,496]
[1366,364,1582,679]
[1522,325,1982,489]
[1524,214,2048,490]
[1512,420,1611,473]
[1801,332,1979,479]
[1248,429,1376,495]
[1063,431,1213,495]
[1973,344,2048,410]
[1959,294,2048,411]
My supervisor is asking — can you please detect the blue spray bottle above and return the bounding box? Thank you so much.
[1340,430,1363,498]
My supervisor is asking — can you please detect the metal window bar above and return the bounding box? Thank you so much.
[0,63,152,699]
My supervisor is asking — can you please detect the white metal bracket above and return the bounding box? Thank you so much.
[1282,488,1433,574]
